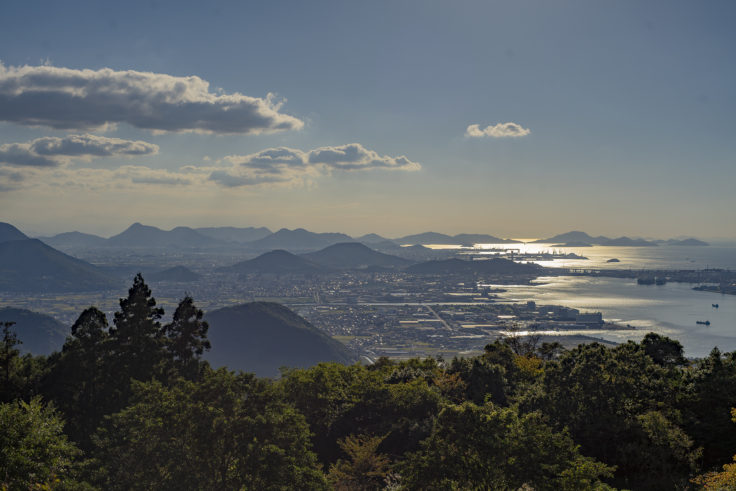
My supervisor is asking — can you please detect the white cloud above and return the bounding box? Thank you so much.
[211,143,421,187]
[0,143,420,192]
[0,134,158,167]
[0,62,304,134]
[466,122,531,138]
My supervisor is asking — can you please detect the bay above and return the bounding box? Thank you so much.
[493,275,735,358]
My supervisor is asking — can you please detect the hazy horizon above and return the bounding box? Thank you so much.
[6,219,733,244]
[2,1,735,239]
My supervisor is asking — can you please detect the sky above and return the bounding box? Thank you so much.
[0,0,734,239]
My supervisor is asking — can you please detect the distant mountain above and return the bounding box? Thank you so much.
[453,234,516,245]
[396,232,517,245]
[0,239,118,292]
[107,223,221,248]
[39,231,107,249]
[354,233,392,245]
[535,231,658,247]
[533,231,607,244]
[301,242,412,270]
[395,232,456,244]
[248,228,353,251]
[600,237,658,247]
[195,226,272,243]
[0,307,67,355]
[405,257,543,275]
[0,222,28,243]
[147,265,200,282]
[663,238,709,246]
[224,250,325,275]
[204,302,357,377]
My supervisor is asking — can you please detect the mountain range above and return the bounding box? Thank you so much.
[204,302,357,377]
[395,232,519,245]
[107,223,221,248]
[223,242,415,274]
[248,228,354,251]
[34,223,710,252]
[194,226,272,243]
[535,231,657,247]
[0,222,118,292]
[535,231,710,247]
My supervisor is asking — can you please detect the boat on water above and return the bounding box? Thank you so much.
[696,320,711,326]
[712,304,719,308]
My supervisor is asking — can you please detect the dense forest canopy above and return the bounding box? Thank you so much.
[1,275,735,489]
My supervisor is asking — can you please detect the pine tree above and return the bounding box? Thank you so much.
[107,274,166,408]
[163,296,211,380]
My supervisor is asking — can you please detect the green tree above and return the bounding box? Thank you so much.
[682,347,736,470]
[95,368,327,490]
[161,296,210,380]
[0,397,87,489]
[527,341,697,489]
[641,332,688,367]
[0,321,20,402]
[692,409,736,489]
[400,402,613,490]
[106,273,166,408]
[328,434,390,491]
[43,307,111,450]
[279,362,372,464]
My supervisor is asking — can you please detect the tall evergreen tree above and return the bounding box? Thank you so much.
[106,274,166,410]
[0,321,20,403]
[44,307,111,450]
[162,296,210,380]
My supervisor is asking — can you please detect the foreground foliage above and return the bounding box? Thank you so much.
[1,275,736,489]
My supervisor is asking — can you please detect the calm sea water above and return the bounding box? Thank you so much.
[470,243,736,358]
[493,276,735,358]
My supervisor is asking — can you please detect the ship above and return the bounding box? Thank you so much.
[712,304,719,308]
[696,320,711,326]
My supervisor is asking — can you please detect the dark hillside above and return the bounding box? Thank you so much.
[204,302,356,377]
[0,239,118,292]
[0,307,67,355]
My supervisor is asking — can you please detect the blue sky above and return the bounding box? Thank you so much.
[1,0,734,238]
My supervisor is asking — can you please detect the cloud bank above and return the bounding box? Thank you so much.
[210,143,421,187]
[466,122,531,138]
[0,142,419,192]
[0,134,158,167]
[0,62,303,134]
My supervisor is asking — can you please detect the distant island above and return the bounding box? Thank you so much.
[534,231,709,247]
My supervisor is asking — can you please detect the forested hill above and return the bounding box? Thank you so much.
[204,302,357,377]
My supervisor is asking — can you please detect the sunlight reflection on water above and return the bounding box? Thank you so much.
[489,275,736,357]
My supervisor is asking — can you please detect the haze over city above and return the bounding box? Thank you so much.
[1,0,734,239]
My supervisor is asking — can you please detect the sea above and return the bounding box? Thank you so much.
[436,242,736,358]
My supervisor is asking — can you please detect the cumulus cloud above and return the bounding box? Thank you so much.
[466,122,531,138]
[0,134,158,167]
[212,143,421,187]
[0,62,304,134]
